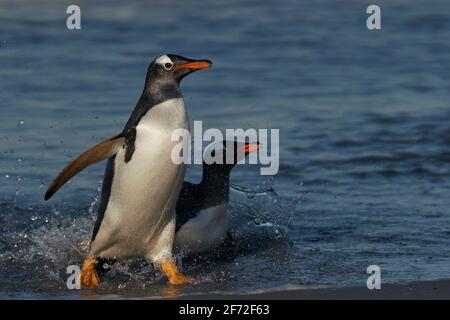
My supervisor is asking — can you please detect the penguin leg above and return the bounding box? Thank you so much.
[149,218,192,285]
[80,257,100,288]
[159,260,191,285]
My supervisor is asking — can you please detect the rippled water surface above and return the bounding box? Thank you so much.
[1,0,450,298]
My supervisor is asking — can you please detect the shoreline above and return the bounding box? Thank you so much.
[174,279,450,300]
[2,278,450,300]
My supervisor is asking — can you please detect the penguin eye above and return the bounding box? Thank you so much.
[163,62,173,70]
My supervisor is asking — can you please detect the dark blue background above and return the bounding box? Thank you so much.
[1,0,449,298]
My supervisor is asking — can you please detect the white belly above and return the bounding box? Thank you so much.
[174,202,228,255]
[91,98,188,261]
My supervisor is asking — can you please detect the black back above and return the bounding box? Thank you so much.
[175,140,248,231]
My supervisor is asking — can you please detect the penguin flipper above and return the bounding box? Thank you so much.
[44,135,126,200]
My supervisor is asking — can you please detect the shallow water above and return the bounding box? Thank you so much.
[1,0,450,298]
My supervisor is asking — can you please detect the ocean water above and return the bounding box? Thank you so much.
[1,0,450,298]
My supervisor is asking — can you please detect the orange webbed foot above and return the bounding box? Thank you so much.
[160,261,193,285]
[80,257,100,288]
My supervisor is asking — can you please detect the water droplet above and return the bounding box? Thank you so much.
[31,216,38,221]
[17,120,24,126]
[274,229,282,239]
[5,174,9,179]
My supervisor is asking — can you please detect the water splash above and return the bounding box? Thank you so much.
[0,178,303,296]
[229,179,303,242]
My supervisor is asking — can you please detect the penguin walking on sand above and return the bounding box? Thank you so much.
[45,54,212,288]
[174,140,260,256]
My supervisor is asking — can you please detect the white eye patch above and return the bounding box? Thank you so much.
[155,55,173,66]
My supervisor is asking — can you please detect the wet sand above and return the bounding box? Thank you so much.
[176,279,450,300]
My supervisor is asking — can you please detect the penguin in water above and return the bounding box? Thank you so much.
[44,54,212,288]
[96,140,260,276]
[174,140,261,256]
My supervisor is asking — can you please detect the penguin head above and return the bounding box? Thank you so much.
[203,140,261,174]
[145,54,212,86]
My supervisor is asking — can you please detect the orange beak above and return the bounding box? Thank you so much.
[175,61,212,70]
[243,143,261,154]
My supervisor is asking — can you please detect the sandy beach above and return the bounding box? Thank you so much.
[176,279,450,300]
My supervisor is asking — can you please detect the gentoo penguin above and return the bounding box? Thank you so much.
[174,140,260,255]
[95,140,260,276]
[44,54,212,288]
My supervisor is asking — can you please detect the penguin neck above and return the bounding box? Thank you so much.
[123,78,183,132]
[200,165,232,203]
[142,79,181,103]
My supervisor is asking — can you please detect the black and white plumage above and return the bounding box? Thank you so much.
[45,54,212,287]
[95,140,260,275]
[174,140,260,255]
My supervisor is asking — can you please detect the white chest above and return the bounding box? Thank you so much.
[91,98,189,258]
[113,98,188,187]
[132,98,187,162]
[175,202,229,255]
[137,98,188,134]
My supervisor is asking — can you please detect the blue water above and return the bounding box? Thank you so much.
[1,0,450,298]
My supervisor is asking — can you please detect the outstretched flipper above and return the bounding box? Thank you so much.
[44,135,126,200]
